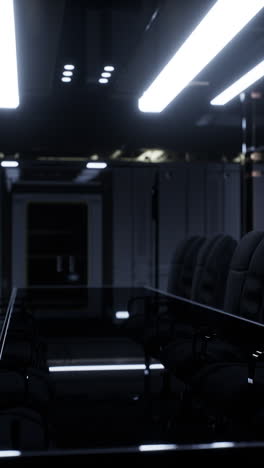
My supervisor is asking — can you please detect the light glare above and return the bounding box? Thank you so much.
[104,65,115,72]
[61,77,71,83]
[138,0,264,112]
[63,70,73,77]
[1,160,19,167]
[49,363,164,372]
[64,64,75,70]
[211,60,264,105]
[101,72,111,78]
[210,442,235,448]
[86,162,107,169]
[115,311,130,319]
[139,445,177,452]
[0,451,21,457]
[99,78,109,84]
[0,0,19,108]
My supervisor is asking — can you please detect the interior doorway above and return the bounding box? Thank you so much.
[27,202,88,286]
[12,193,102,288]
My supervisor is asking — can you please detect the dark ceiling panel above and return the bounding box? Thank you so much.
[0,0,263,158]
[14,0,66,98]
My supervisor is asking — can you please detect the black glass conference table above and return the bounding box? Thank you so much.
[2,286,264,464]
[1,287,181,450]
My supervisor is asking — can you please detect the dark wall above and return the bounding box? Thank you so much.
[112,162,241,290]
[0,162,243,291]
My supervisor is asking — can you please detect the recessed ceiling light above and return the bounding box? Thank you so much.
[99,78,108,84]
[64,64,75,71]
[1,161,19,167]
[61,77,71,83]
[115,311,130,319]
[101,72,111,78]
[104,65,114,72]
[63,70,73,77]
[86,162,107,169]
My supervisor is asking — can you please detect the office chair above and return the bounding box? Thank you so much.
[0,407,52,450]
[145,233,237,362]
[124,235,206,343]
[163,231,264,438]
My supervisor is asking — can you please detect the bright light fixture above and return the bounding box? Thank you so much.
[63,70,73,77]
[86,162,107,169]
[211,59,264,105]
[99,78,108,84]
[101,72,111,78]
[0,451,21,458]
[138,0,264,112]
[61,77,71,83]
[210,442,235,448]
[104,65,115,72]
[0,0,19,108]
[1,160,19,167]
[115,311,130,319]
[64,64,75,70]
[139,445,177,452]
[49,363,164,372]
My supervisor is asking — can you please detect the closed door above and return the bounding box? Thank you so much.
[27,202,88,286]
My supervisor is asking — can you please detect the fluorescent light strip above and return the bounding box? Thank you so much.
[86,162,107,169]
[211,59,264,105]
[0,451,21,458]
[210,442,235,448]
[61,77,71,83]
[0,0,19,108]
[139,442,235,452]
[139,444,177,452]
[1,160,19,167]
[138,0,264,112]
[49,363,164,372]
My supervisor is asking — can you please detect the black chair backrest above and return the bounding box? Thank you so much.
[191,234,237,309]
[167,236,205,298]
[224,230,264,323]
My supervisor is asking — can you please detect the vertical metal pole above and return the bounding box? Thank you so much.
[152,170,159,289]
[252,97,257,150]
[240,92,253,236]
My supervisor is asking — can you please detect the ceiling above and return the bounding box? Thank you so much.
[1,0,264,161]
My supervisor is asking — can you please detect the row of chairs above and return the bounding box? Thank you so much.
[125,233,236,356]
[125,231,264,439]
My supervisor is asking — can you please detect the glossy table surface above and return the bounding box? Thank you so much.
[1,286,264,462]
[1,287,174,451]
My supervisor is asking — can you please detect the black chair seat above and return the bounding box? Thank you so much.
[0,366,53,412]
[161,336,246,382]
[153,234,237,366]
[0,407,51,450]
[190,362,264,415]
[124,235,205,344]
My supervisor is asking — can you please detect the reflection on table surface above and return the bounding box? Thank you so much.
[1,286,264,460]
